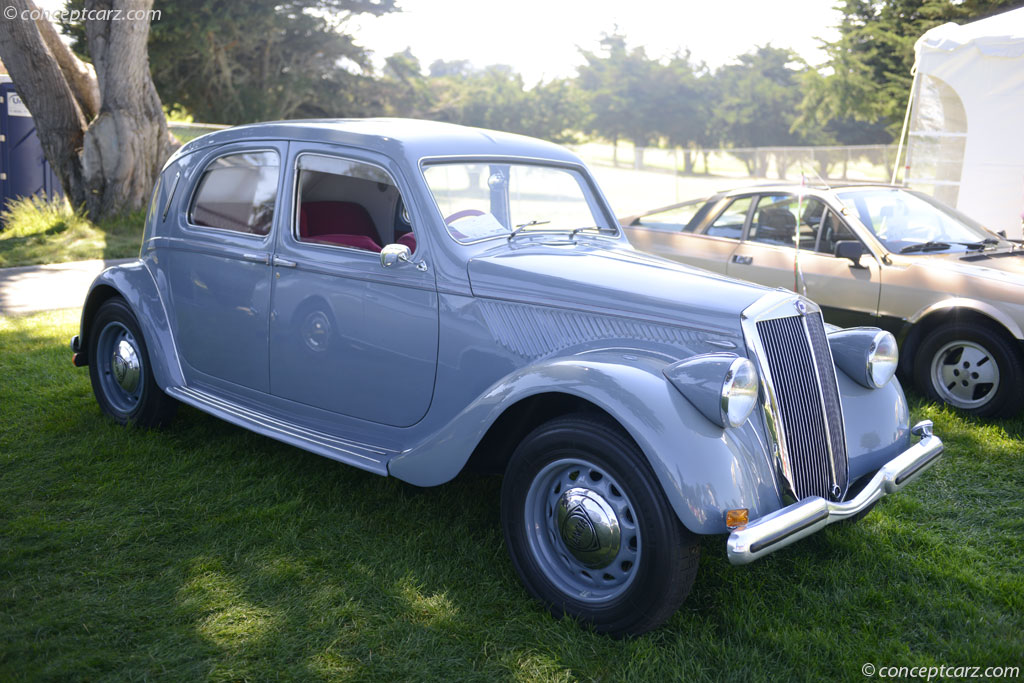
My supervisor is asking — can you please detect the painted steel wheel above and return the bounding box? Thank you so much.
[501,413,700,637]
[88,298,177,427]
[914,322,1024,418]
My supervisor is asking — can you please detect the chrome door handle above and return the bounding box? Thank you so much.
[242,252,269,264]
[273,256,297,268]
[732,254,753,265]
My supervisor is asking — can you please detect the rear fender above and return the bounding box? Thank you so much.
[78,260,184,391]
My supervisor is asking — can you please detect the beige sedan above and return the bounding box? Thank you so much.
[622,184,1024,417]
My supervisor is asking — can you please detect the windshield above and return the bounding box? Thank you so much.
[836,188,1010,254]
[423,162,615,243]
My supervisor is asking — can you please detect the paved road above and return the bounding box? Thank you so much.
[0,258,135,316]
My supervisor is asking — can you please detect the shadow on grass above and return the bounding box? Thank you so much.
[2,315,1022,681]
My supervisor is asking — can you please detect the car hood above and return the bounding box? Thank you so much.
[896,250,1024,285]
[467,241,771,336]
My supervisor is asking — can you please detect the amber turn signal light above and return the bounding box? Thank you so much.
[725,508,749,529]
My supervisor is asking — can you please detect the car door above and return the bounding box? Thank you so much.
[161,143,286,392]
[267,146,439,428]
[800,208,882,326]
[727,193,803,290]
[627,196,748,275]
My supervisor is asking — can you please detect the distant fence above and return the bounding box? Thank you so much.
[572,142,899,183]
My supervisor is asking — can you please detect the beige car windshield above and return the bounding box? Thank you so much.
[837,188,1007,253]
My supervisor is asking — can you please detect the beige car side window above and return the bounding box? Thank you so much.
[817,211,858,256]
[704,197,751,239]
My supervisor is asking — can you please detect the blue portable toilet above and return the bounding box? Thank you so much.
[0,74,63,228]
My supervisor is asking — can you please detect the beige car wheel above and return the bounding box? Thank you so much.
[914,323,1024,418]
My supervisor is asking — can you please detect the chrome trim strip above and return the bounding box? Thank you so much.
[727,422,943,564]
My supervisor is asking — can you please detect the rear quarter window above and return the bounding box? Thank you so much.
[188,151,280,235]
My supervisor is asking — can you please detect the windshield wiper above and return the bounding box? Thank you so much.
[569,225,618,238]
[899,241,952,254]
[508,219,550,241]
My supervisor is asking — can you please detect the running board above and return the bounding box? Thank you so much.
[166,385,395,475]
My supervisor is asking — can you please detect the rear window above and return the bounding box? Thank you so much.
[188,151,280,235]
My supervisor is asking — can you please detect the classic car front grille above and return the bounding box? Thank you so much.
[756,312,848,501]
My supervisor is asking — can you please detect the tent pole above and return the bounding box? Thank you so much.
[892,66,920,185]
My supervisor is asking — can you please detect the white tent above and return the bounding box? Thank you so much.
[900,7,1024,238]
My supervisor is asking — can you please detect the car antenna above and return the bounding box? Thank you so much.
[799,160,832,192]
[794,174,808,297]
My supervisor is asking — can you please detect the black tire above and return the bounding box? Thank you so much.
[913,322,1024,418]
[88,297,177,428]
[501,413,700,637]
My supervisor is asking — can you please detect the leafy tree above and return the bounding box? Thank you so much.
[799,0,1024,137]
[656,52,711,173]
[710,46,817,174]
[576,34,664,164]
[61,0,398,124]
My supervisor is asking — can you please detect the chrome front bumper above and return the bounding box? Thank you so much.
[727,421,943,565]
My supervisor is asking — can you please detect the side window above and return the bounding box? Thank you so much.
[634,199,706,233]
[294,155,406,254]
[189,151,279,235]
[816,210,859,255]
[704,197,752,239]
[749,195,828,249]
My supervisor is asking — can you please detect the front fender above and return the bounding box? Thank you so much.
[388,350,784,535]
[79,259,184,391]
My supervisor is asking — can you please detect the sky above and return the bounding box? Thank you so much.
[31,0,844,83]
[347,0,844,83]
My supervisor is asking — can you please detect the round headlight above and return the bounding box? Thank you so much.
[720,357,760,427]
[867,330,899,388]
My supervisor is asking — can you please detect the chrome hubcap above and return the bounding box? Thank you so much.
[931,340,999,409]
[555,487,620,569]
[112,339,141,393]
[97,321,144,415]
[524,458,640,603]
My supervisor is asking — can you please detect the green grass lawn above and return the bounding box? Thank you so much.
[0,197,144,269]
[1,310,1022,681]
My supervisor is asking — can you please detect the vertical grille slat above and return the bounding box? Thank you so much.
[756,313,848,500]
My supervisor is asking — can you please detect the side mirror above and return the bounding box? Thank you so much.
[380,243,412,268]
[834,240,868,268]
[380,243,427,272]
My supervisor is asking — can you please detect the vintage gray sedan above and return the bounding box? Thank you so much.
[71,120,942,636]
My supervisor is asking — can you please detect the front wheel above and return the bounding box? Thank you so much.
[88,297,177,427]
[501,414,700,637]
[913,322,1024,418]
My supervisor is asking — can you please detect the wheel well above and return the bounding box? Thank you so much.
[901,307,1021,375]
[464,393,622,476]
[78,285,123,362]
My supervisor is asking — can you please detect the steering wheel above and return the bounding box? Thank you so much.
[444,209,485,225]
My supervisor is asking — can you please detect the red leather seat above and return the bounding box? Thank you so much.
[299,201,382,252]
[397,232,417,251]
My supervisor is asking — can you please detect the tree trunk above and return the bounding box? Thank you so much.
[0,0,171,220]
[683,149,694,174]
[0,0,89,207]
[83,0,171,218]
[35,10,100,119]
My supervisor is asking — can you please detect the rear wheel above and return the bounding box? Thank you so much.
[501,413,700,637]
[88,298,177,427]
[913,322,1024,418]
